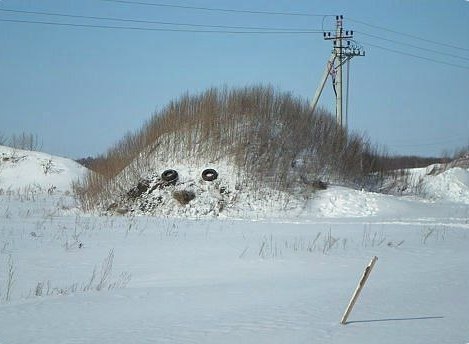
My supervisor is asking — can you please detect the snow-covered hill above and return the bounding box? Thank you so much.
[410,165,469,204]
[0,145,89,193]
[381,163,469,205]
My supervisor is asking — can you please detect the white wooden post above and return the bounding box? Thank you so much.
[340,256,378,325]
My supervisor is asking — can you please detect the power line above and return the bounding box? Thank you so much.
[0,18,323,34]
[0,8,324,32]
[2,6,467,70]
[348,17,469,53]
[387,133,469,145]
[387,134,468,150]
[360,40,469,70]
[356,30,469,62]
[96,1,468,55]
[98,0,334,17]
[93,1,468,56]
[389,137,467,148]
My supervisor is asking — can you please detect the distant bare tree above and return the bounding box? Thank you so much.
[453,145,469,159]
[0,132,7,146]
[10,132,42,151]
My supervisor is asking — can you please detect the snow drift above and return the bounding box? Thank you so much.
[0,145,88,193]
[397,164,469,205]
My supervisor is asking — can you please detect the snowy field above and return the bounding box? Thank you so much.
[0,146,468,343]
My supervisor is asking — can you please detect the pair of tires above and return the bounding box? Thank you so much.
[161,168,218,183]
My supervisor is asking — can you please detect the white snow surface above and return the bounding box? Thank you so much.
[420,166,469,204]
[0,145,88,192]
[0,149,468,343]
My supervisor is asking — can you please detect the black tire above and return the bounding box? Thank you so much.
[161,169,179,183]
[202,168,218,181]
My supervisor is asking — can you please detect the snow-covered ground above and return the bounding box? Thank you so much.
[0,148,468,343]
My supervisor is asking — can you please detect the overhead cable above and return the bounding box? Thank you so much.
[0,18,323,34]
[348,17,469,52]
[356,30,469,62]
[98,0,334,17]
[361,41,469,70]
[0,8,323,32]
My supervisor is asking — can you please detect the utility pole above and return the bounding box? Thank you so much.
[312,15,364,129]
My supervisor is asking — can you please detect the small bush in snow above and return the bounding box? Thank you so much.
[172,190,196,205]
[2,255,15,302]
[28,249,131,299]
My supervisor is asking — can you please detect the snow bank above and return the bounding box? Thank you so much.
[311,186,380,217]
[0,145,89,192]
[105,153,469,219]
[405,165,469,204]
[422,167,469,204]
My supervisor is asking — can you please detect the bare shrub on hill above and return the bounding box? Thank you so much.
[9,132,42,151]
[452,145,469,160]
[75,85,385,210]
[0,133,7,146]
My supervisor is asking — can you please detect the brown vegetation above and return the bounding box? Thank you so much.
[172,190,196,205]
[75,85,387,210]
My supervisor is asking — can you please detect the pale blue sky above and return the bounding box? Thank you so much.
[1,0,468,159]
